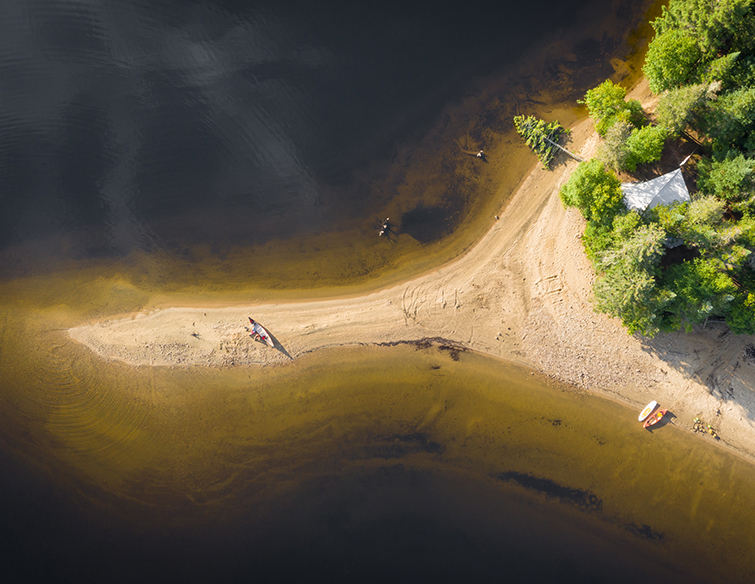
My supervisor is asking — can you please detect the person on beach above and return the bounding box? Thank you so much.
[248,317,262,341]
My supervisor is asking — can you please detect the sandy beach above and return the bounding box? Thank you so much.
[69,79,755,462]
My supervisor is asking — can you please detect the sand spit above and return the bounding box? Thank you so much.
[69,80,755,460]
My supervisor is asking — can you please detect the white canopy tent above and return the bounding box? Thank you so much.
[621,167,690,212]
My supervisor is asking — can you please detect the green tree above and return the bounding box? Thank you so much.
[727,290,755,334]
[728,54,755,89]
[559,159,624,223]
[593,223,672,336]
[662,257,738,331]
[597,120,631,172]
[582,210,644,262]
[513,115,570,168]
[702,52,741,86]
[736,215,755,251]
[651,196,744,255]
[644,29,702,93]
[652,0,755,58]
[726,266,755,334]
[678,196,733,252]
[699,86,755,151]
[624,125,668,172]
[580,80,645,136]
[654,82,718,138]
[697,153,755,204]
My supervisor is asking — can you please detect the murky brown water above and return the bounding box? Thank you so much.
[2,279,755,582]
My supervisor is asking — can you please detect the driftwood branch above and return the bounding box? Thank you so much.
[543,136,584,162]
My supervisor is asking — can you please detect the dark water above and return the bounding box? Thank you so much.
[6,1,753,583]
[3,338,755,584]
[2,0,609,265]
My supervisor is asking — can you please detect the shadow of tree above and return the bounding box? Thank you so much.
[637,323,755,423]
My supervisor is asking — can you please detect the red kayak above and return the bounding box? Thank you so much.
[248,317,274,347]
[643,408,668,429]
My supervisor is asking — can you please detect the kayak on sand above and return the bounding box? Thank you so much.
[248,317,274,347]
[643,408,668,429]
[638,400,658,422]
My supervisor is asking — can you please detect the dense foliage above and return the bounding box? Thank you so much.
[559,0,755,336]
[654,82,718,138]
[643,29,702,92]
[513,115,570,168]
[624,125,668,172]
[559,159,624,224]
[580,79,667,173]
[579,80,645,136]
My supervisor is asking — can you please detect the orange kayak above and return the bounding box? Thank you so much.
[643,408,668,429]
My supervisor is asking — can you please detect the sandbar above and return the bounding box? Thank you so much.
[69,79,755,461]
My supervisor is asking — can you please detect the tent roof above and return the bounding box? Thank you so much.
[621,168,690,212]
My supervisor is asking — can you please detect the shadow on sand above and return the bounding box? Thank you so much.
[249,324,293,360]
[638,323,755,425]
[644,411,675,433]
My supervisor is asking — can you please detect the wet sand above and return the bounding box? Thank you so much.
[70,78,755,464]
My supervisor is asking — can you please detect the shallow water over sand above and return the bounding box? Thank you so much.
[2,302,755,583]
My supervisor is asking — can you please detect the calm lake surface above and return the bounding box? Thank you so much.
[2,0,755,582]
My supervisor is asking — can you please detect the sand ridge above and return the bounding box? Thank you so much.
[69,80,755,461]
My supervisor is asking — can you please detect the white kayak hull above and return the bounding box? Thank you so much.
[638,400,658,422]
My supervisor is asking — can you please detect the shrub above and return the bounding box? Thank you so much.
[580,80,645,136]
[624,125,668,172]
[559,159,624,223]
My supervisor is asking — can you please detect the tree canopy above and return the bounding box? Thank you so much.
[643,29,702,92]
[513,115,570,168]
[580,80,645,136]
[559,159,624,224]
[652,0,755,58]
[513,0,755,337]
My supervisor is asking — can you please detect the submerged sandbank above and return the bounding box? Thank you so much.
[70,79,755,464]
